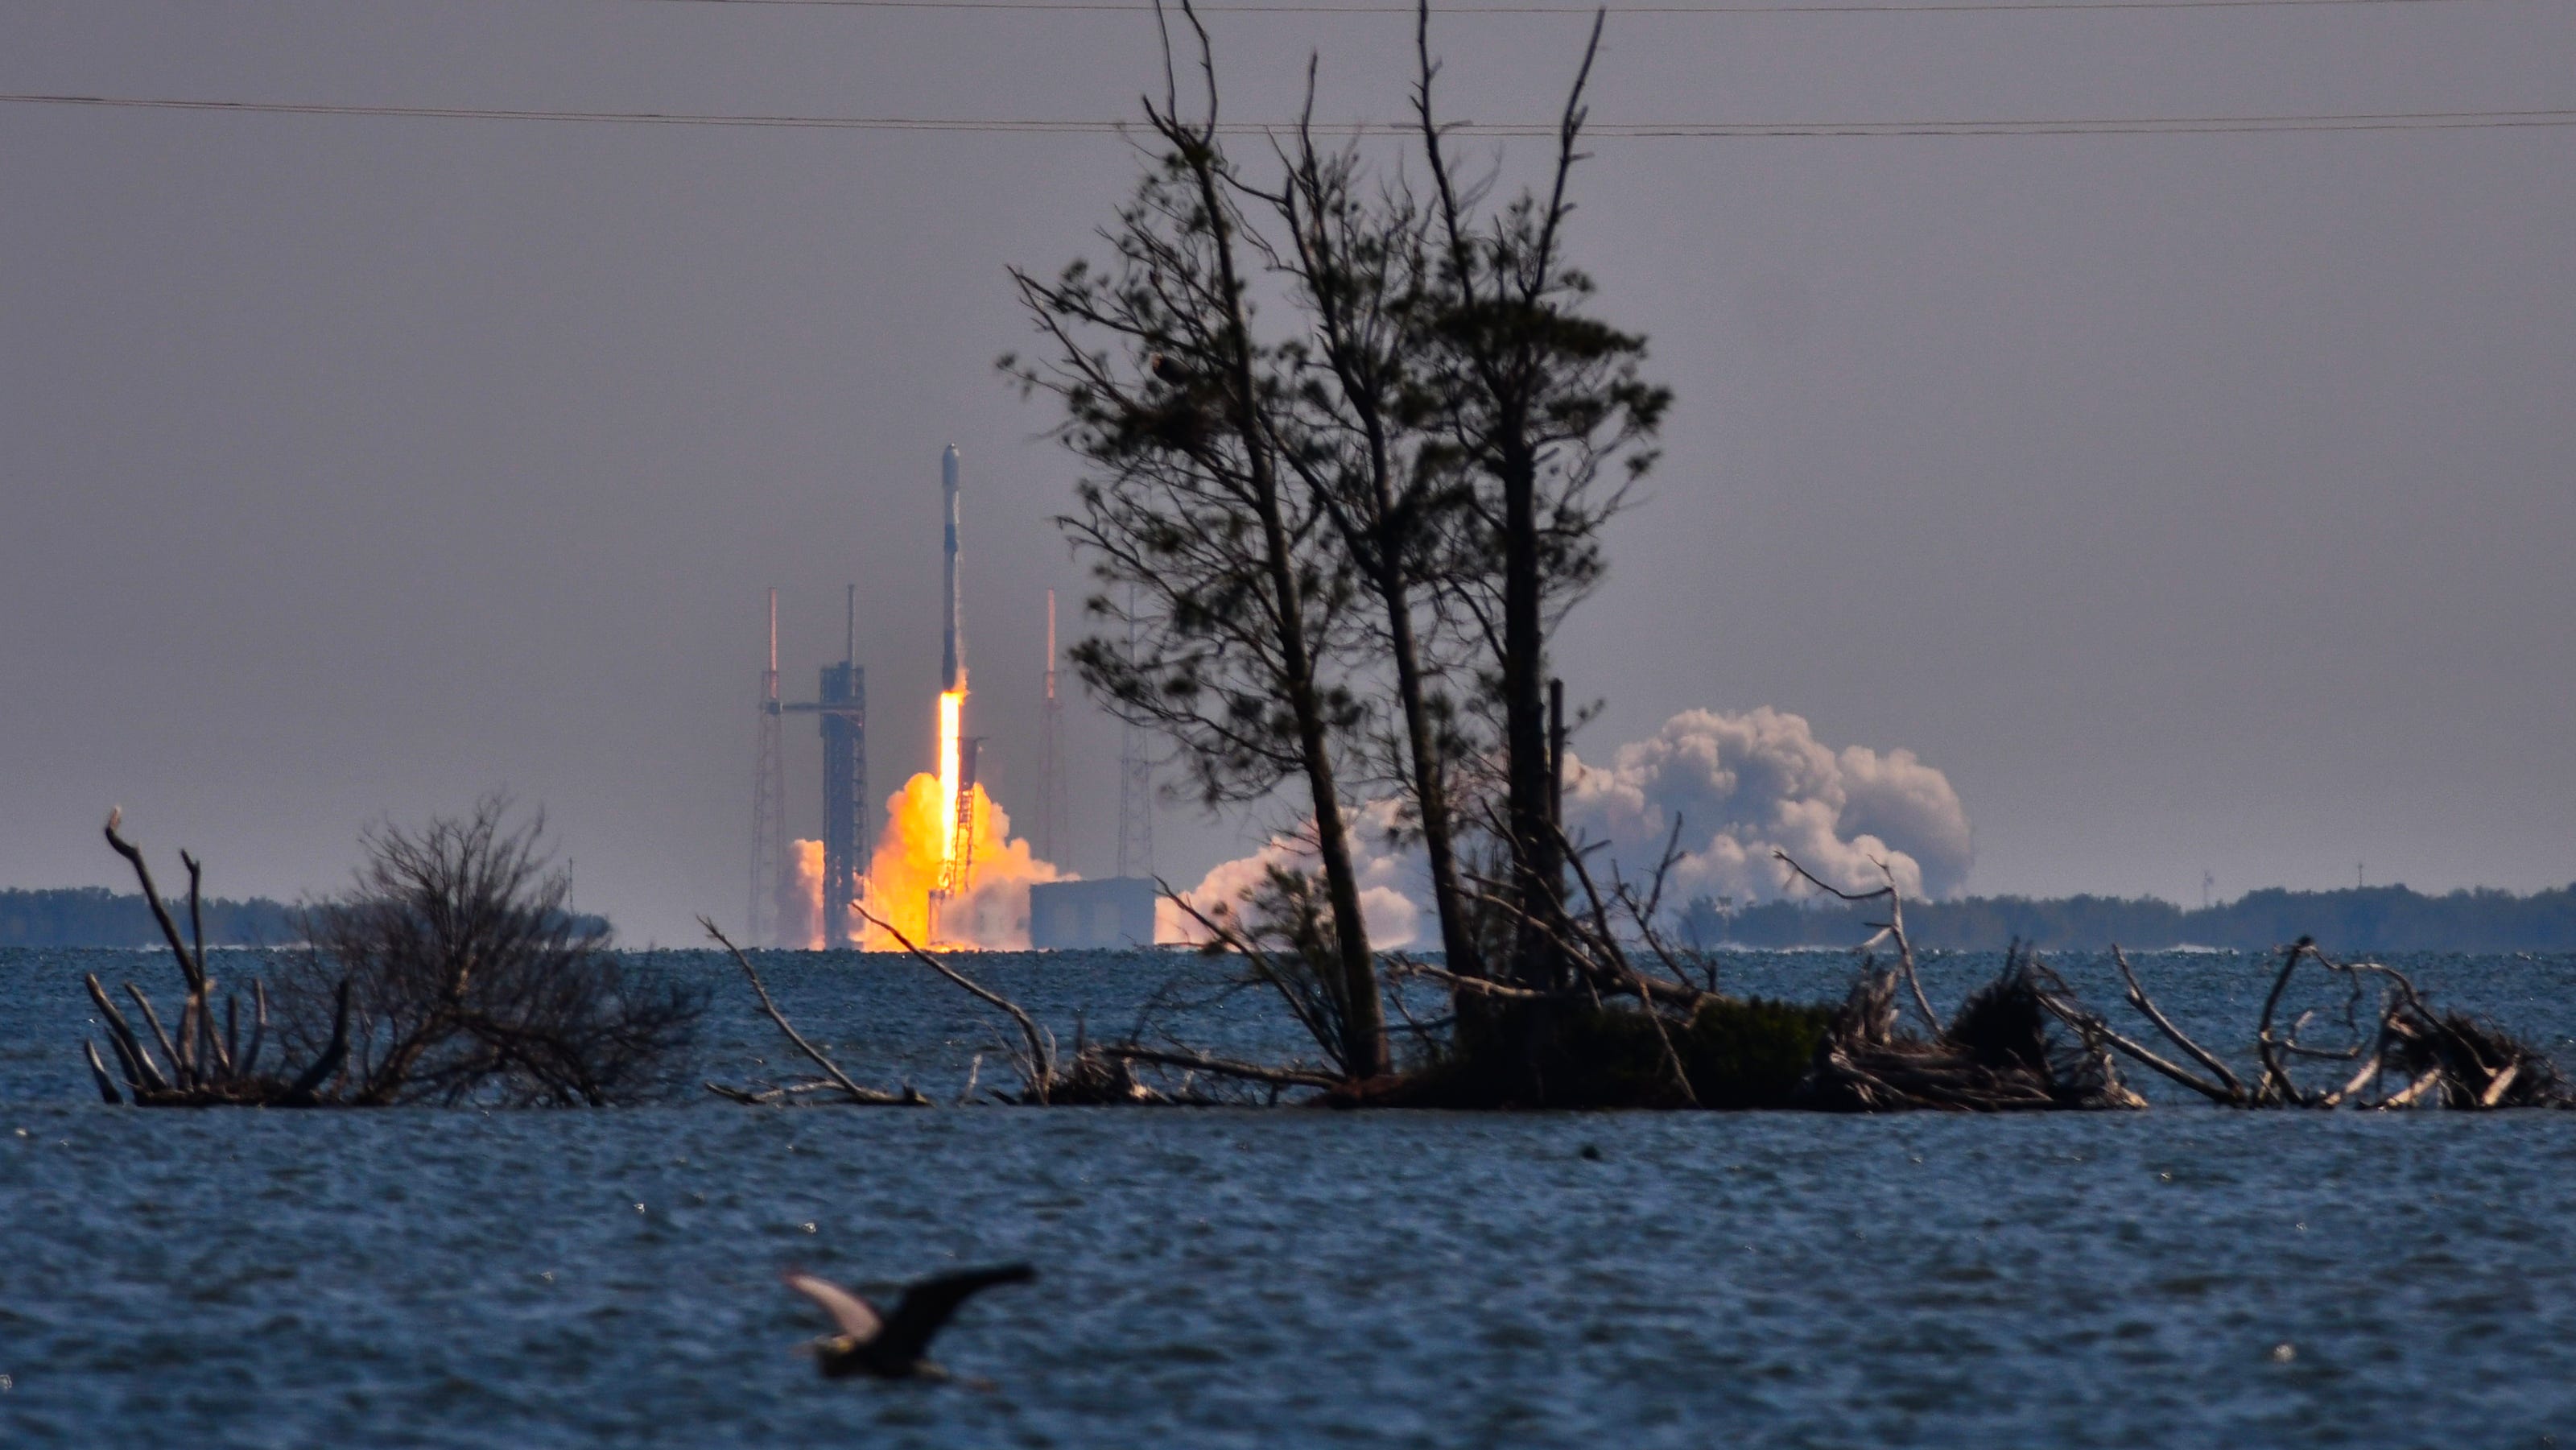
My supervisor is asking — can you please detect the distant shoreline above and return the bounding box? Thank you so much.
[13,880,2575,953]
[1687,882,2576,955]
[0,886,605,949]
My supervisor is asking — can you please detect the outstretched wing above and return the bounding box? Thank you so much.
[876,1263,1036,1361]
[783,1271,884,1341]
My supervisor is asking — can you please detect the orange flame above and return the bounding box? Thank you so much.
[935,686,965,872]
[863,772,1062,949]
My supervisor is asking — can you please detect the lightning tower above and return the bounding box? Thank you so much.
[1037,590,1069,863]
[749,588,786,944]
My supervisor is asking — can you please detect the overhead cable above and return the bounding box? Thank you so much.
[4,93,2572,135]
[595,0,2508,14]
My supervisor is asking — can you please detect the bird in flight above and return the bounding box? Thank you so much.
[782,1263,1036,1382]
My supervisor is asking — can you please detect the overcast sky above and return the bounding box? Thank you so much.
[2,0,2570,941]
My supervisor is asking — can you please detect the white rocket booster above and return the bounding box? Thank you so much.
[940,444,963,692]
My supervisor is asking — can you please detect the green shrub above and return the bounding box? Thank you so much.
[1679,995,1833,1108]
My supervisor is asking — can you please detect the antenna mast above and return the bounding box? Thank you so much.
[749,587,786,945]
[1038,590,1069,864]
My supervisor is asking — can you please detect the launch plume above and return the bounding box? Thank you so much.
[1174,707,1972,946]
[865,771,1063,950]
[778,838,827,949]
[1168,797,1423,948]
[1563,707,1972,905]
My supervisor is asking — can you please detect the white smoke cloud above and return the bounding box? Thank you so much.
[1562,707,1972,905]
[1175,707,1971,945]
[1168,798,1422,948]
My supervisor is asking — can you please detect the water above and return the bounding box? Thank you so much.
[4,946,2574,1447]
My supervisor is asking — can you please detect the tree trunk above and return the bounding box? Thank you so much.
[1496,430,1562,988]
[1376,546,1479,981]
[1182,138,1389,1080]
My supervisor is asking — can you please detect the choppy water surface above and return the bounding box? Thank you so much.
[3,946,2573,1447]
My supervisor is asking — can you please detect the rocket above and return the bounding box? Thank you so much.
[940,444,964,692]
[934,444,971,890]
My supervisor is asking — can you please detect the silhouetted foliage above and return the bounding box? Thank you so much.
[275,797,703,1107]
[76,812,353,1107]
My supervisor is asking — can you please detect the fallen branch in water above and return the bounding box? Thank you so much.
[1773,848,1939,1035]
[1096,1043,1343,1090]
[1385,958,1554,1002]
[2100,945,2248,1102]
[856,905,1060,1102]
[2039,938,2568,1111]
[700,916,928,1107]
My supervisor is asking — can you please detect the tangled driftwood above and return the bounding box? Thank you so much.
[81,812,349,1107]
[704,912,1270,1107]
[1769,852,2567,1113]
[1800,952,2143,1112]
[2042,938,2571,1110]
[1766,850,2133,1111]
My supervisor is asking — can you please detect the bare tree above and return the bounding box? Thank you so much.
[1003,0,1663,1079]
[1004,2,1388,1079]
[77,810,349,1107]
[275,796,703,1106]
[1410,3,1671,987]
[1245,93,1486,981]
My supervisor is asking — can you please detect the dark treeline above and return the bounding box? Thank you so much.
[1,886,297,948]
[2,886,610,949]
[1682,883,2576,954]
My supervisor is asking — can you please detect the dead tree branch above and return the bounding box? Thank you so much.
[700,916,924,1107]
[1097,1043,1343,1089]
[1773,848,1939,1034]
[81,810,350,1107]
[2108,945,2247,1100]
[857,904,1059,1101]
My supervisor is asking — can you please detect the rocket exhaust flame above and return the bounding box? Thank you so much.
[862,770,1062,950]
[936,685,965,872]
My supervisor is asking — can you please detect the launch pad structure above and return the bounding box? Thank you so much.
[745,445,985,951]
[750,585,869,949]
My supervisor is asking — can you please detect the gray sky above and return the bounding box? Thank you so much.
[3,0,2570,942]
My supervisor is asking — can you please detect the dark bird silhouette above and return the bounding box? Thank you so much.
[783,1263,1035,1381]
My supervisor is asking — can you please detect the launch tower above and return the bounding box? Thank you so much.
[812,586,868,948]
[755,585,868,948]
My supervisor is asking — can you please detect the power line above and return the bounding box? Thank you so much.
[596,0,2513,14]
[4,92,2571,134]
